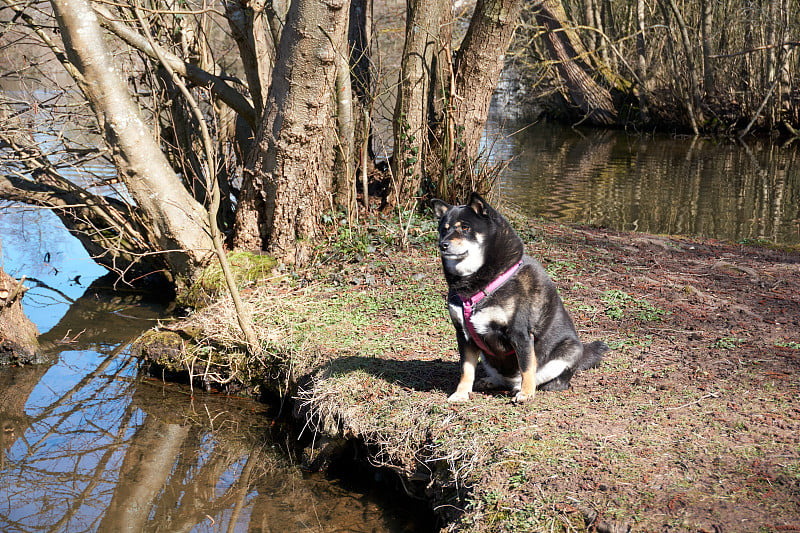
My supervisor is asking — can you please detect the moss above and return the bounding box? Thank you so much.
[179,251,277,309]
[133,329,186,371]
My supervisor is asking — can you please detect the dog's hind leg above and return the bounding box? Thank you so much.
[536,338,583,391]
[535,359,571,390]
[538,372,573,391]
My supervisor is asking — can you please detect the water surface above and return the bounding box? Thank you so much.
[488,121,800,247]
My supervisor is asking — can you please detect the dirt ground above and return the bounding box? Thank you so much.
[438,221,800,531]
[141,215,800,532]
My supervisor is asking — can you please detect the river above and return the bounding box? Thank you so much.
[489,121,800,248]
[2,121,798,531]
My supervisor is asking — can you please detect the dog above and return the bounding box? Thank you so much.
[432,193,608,403]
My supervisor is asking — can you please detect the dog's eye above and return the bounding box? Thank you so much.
[460,224,470,233]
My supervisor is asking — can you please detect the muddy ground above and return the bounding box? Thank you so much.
[140,214,800,532]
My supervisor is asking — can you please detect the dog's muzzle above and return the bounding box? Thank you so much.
[439,240,466,259]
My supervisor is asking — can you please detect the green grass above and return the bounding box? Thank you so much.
[712,336,747,349]
[600,289,668,321]
[775,340,800,349]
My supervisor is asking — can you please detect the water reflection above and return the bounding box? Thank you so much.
[0,205,108,333]
[490,122,800,247]
[1,356,422,532]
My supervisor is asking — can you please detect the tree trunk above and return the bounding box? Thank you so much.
[636,0,650,122]
[701,0,715,95]
[233,0,351,265]
[51,0,214,286]
[223,0,275,117]
[333,12,356,215]
[0,262,40,365]
[450,0,523,194]
[390,0,449,206]
[533,0,618,126]
[348,0,373,210]
[663,0,704,131]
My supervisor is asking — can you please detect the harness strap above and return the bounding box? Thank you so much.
[460,260,523,357]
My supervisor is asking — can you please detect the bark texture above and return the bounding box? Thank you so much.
[51,0,214,285]
[0,266,40,365]
[450,0,524,193]
[391,0,450,204]
[233,0,351,265]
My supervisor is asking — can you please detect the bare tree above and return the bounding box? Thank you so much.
[448,0,524,199]
[50,0,214,284]
[1,0,530,284]
[389,0,527,205]
[390,0,450,206]
[513,0,799,134]
[532,0,618,126]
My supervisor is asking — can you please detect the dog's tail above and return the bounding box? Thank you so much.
[576,341,609,371]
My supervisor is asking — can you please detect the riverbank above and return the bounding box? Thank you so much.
[137,211,800,532]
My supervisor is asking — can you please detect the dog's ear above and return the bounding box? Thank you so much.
[431,199,451,219]
[468,192,492,217]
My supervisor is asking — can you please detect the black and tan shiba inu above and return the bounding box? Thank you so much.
[432,193,608,402]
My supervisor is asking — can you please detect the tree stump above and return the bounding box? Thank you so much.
[0,267,41,365]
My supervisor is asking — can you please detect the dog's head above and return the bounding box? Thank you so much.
[431,193,498,277]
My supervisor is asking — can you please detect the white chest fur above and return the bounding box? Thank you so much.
[449,301,513,341]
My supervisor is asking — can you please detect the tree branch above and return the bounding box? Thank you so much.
[92,3,257,130]
[134,2,260,354]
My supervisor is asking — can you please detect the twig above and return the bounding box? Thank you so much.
[133,2,260,356]
[666,391,719,410]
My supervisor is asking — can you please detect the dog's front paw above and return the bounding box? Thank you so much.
[513,391,534,403]
[447,391,471,402]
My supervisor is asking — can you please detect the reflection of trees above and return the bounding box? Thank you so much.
[501,124,800,245]
[0,365,48,465]
[35,273,168,353]
[101,385,271,533]
[0,349,279,532]
[0,351,386,532]
[0,348,139,529]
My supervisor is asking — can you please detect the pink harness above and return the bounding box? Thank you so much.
[460,260,523,357]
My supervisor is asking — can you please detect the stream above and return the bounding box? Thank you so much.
[488,121,800,247]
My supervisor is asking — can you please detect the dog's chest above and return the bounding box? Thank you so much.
[449,300,512,341]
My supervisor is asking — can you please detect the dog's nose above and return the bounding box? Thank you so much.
[439,241,449,252]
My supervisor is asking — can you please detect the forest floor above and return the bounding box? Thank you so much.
[139,210,800,532]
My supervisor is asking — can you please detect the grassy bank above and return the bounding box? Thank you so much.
[137,212,800,532]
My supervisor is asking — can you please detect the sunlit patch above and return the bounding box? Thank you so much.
[443,234,484,276]
[469,304,512,335]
